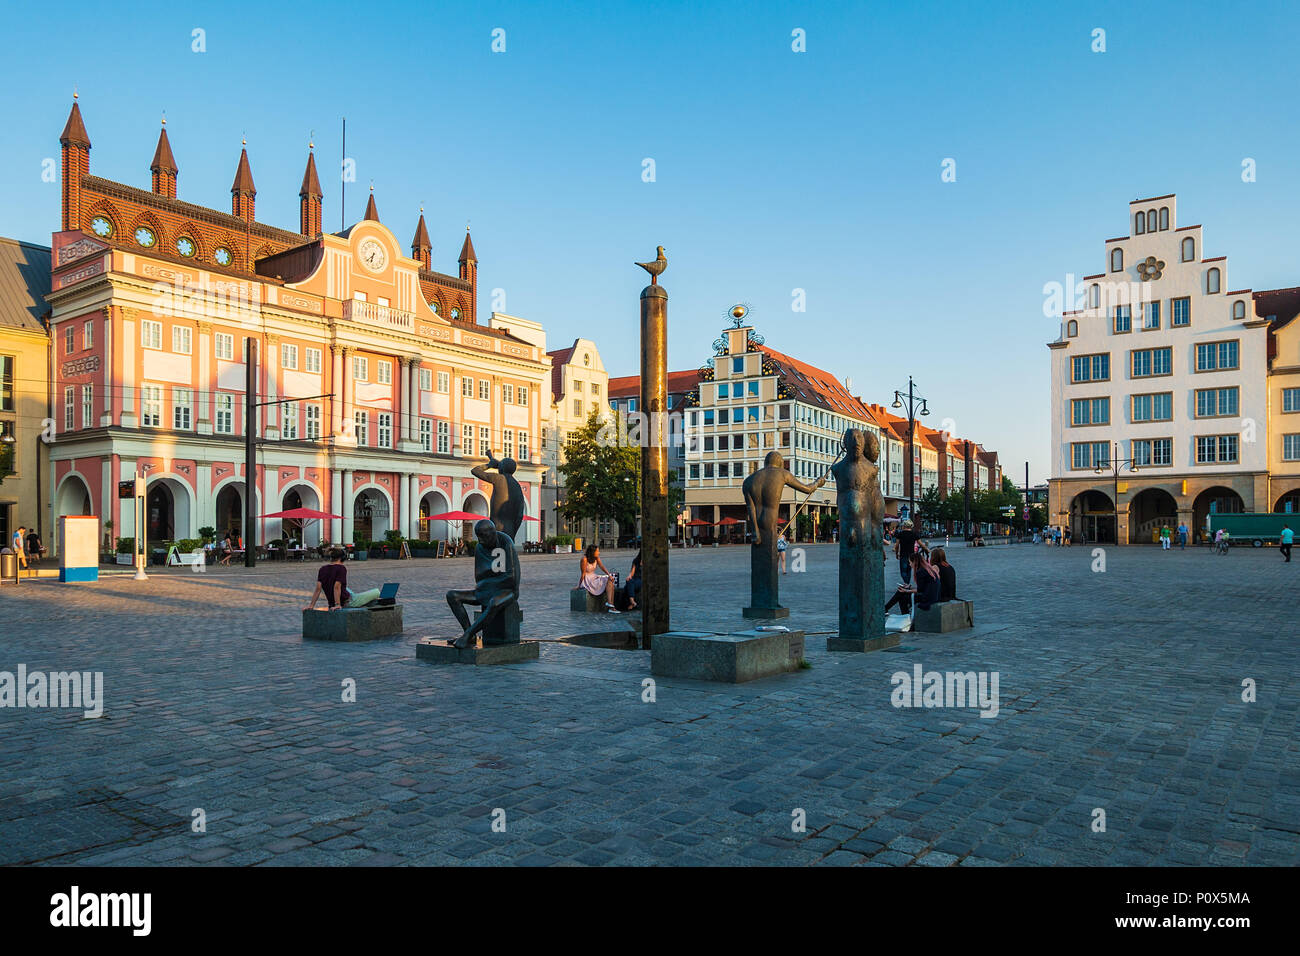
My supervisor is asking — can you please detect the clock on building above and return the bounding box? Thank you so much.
[359,238,387,272]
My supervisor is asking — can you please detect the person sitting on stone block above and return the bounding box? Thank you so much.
[305,548,381,611]
[446,519,522,647]
[577,545,619,612]
[930,547,957,602]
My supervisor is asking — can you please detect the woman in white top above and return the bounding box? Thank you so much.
[578,545,619,612]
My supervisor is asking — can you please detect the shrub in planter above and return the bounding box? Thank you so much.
[198,526,216,543]
[115,537,135,554]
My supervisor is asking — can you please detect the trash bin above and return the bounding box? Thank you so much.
[572,536,584,552]
[0,549,16,583]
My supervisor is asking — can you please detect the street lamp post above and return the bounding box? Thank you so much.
[1093,441,1139,545]
[891,376,930,527]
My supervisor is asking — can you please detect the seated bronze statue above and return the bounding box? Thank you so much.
[445,519,521,648]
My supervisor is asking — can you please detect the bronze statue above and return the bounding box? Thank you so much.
[445,519,522,648]
[832,428,885,641]
[741,450,826,617]
[471,453,526,540]
[635,246,667,285]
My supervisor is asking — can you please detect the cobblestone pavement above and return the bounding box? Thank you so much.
[0,540,1296,866]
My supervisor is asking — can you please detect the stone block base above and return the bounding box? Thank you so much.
[742,606,790,620]
[571,587,604,612]
[827,633,902,653]
[913,601,974,633]
[415,638,540,665]
[303,605,403,642]
[651,629,804,683]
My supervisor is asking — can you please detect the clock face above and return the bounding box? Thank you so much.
[359,239,387,272]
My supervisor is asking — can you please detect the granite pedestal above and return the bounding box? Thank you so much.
[742,605,790,620]
[913,600,974,633]
[826,633,901,653]
[651,629,804,683]
[302,605,403,642]
[416,638,539,665]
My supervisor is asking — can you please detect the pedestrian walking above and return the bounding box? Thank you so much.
[1177,521,1188,550]
[11,526,27,570]
[1160,524,1171,550]
[778,533,789,574]
[1281,524,1293,563]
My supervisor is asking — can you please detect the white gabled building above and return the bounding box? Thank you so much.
[1048,194,1271,544]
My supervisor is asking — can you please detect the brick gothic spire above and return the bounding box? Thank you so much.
[150,116,178,199]
[60,94,91,232]
[363,185,379,222]
[299,143,322,237]
[411,209,431,270]
[231,141,256,223]
[458,229,477,322]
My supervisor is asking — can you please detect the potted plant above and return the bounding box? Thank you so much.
[383,530,405,558]
[353,533,370,560]
[115,536,135,565]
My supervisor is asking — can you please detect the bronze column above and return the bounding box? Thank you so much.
[640,282,669,645]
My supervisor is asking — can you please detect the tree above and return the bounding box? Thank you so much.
[559,407,639,534]
[918,486,943,528]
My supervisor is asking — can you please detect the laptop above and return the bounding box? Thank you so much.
[376,582,400,606]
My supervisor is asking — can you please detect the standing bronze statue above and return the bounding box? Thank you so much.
[471,453,526,540]
[832,428,886,644]
[445,519,522,648]
[742,451,826,618]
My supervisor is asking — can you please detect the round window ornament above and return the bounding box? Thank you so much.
[91,216,114,238]
[1137,256,1165,281]
[176,237,196,258]
[134,226,157,248]
[214,246,233,266]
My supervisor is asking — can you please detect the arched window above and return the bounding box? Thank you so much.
[1181,237,1194,261]
[1207,268,1221,294]
[1067,319,1078,337]
[1135,214,1145,235]
[1159,207,1169,230]
[1111,248,1124,273]
[1090,283,1100,308]
[1233,300,1246,320]
[1147,209,1156,231]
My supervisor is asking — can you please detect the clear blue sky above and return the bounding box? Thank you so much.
[3,0,1299,484]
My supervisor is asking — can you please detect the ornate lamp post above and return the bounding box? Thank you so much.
[890,376,930,525]
[1093,442,1139,545]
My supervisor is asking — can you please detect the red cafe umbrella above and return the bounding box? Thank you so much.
[262,507,343,520]
[521,515,540,522]
[684,519,712,527]
[421,511,487,522]
[716,516,745,526]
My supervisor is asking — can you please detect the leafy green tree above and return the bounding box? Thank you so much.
[918,487,943,527]
[560,408,639,534]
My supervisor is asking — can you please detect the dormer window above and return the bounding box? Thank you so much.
[1066,320,1078,337]
[1089,283,1100,308]
[1181,237,1195,261]
[1135,214,1145,235]
[1147,208,1156,231]
[1159,207,1169,230]
[1232,300,1246,320]
[1207,268,1221,294]
[1110,248,1124,273]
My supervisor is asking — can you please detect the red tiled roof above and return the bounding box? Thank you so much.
[546,344,576,402]
[607,369,703,399]
[758,345,875,421]
[1256,286,1300,332]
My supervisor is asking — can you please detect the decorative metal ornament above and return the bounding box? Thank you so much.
[726,302,753,327]
[1137,256,1165,281]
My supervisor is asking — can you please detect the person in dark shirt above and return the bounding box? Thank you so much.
[884,552,940,614]
[625,550,642,610]
[307,548,351,609]
[930,547,956,602]
[892,520,928,583]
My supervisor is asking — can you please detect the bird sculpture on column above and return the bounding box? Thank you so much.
[635,246,668,284]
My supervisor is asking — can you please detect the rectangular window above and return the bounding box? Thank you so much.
[1071,397,1109,426]
[142,384,162,427]
[703,463,714,479]
[281,400,298,439]
[1143,301,1161,330]
[1195,387,1239,418]
[305,347,322,374]
[717,383,729,400]
[747,406,759,422]
[479,426,491,456]
[437,420,449,454]
[689,464,700,479]
[1113,305,1131,333]
[65,326,75,354]
[1070,441,1110,469]
[462,376,474,397]
[142,320,163,350]
[1131,392,1173,423]
[216,394,234,434]
[215,333,234,361]
[703,409,714,425]
[703,436,715,452]
[1071,353,1110,383]
[732,356,744,374]
[378,361,392,385]
[420,418,432,452]
[1284,435,1300,462]
[503,383,514,404]
[463,424,474,455]
[306,404,321,440]
[518,430,529,460]
[1196,434,1239,463]
[0,355,13,412]
[377,412,392,447]
[573,398,582,417]
[1133,438,1173,467]
[419,368,432,392]
[503,430,514,460]
[172,326,192,355]
[1131,347,1172,378]
[573,380,584,393]
[748,381,759,397]
[591,383,601,397]
[81,384,93,429]
[518,387,527,406]
[352,356,368,381]
[64,386,74,430]
[437,371,449,393]
[747,432,759,449]
[354,411,368,445]
[83,321,94,350]
[1172,297,1191,327]
[1196,340,1239,371]
[479,379,490,401]
[173,387,192,430]
[281,343,298,370]
[1284,388,1300,413]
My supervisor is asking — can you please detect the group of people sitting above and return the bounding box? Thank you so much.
[883,520,957,616]
[577,545,640,612]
